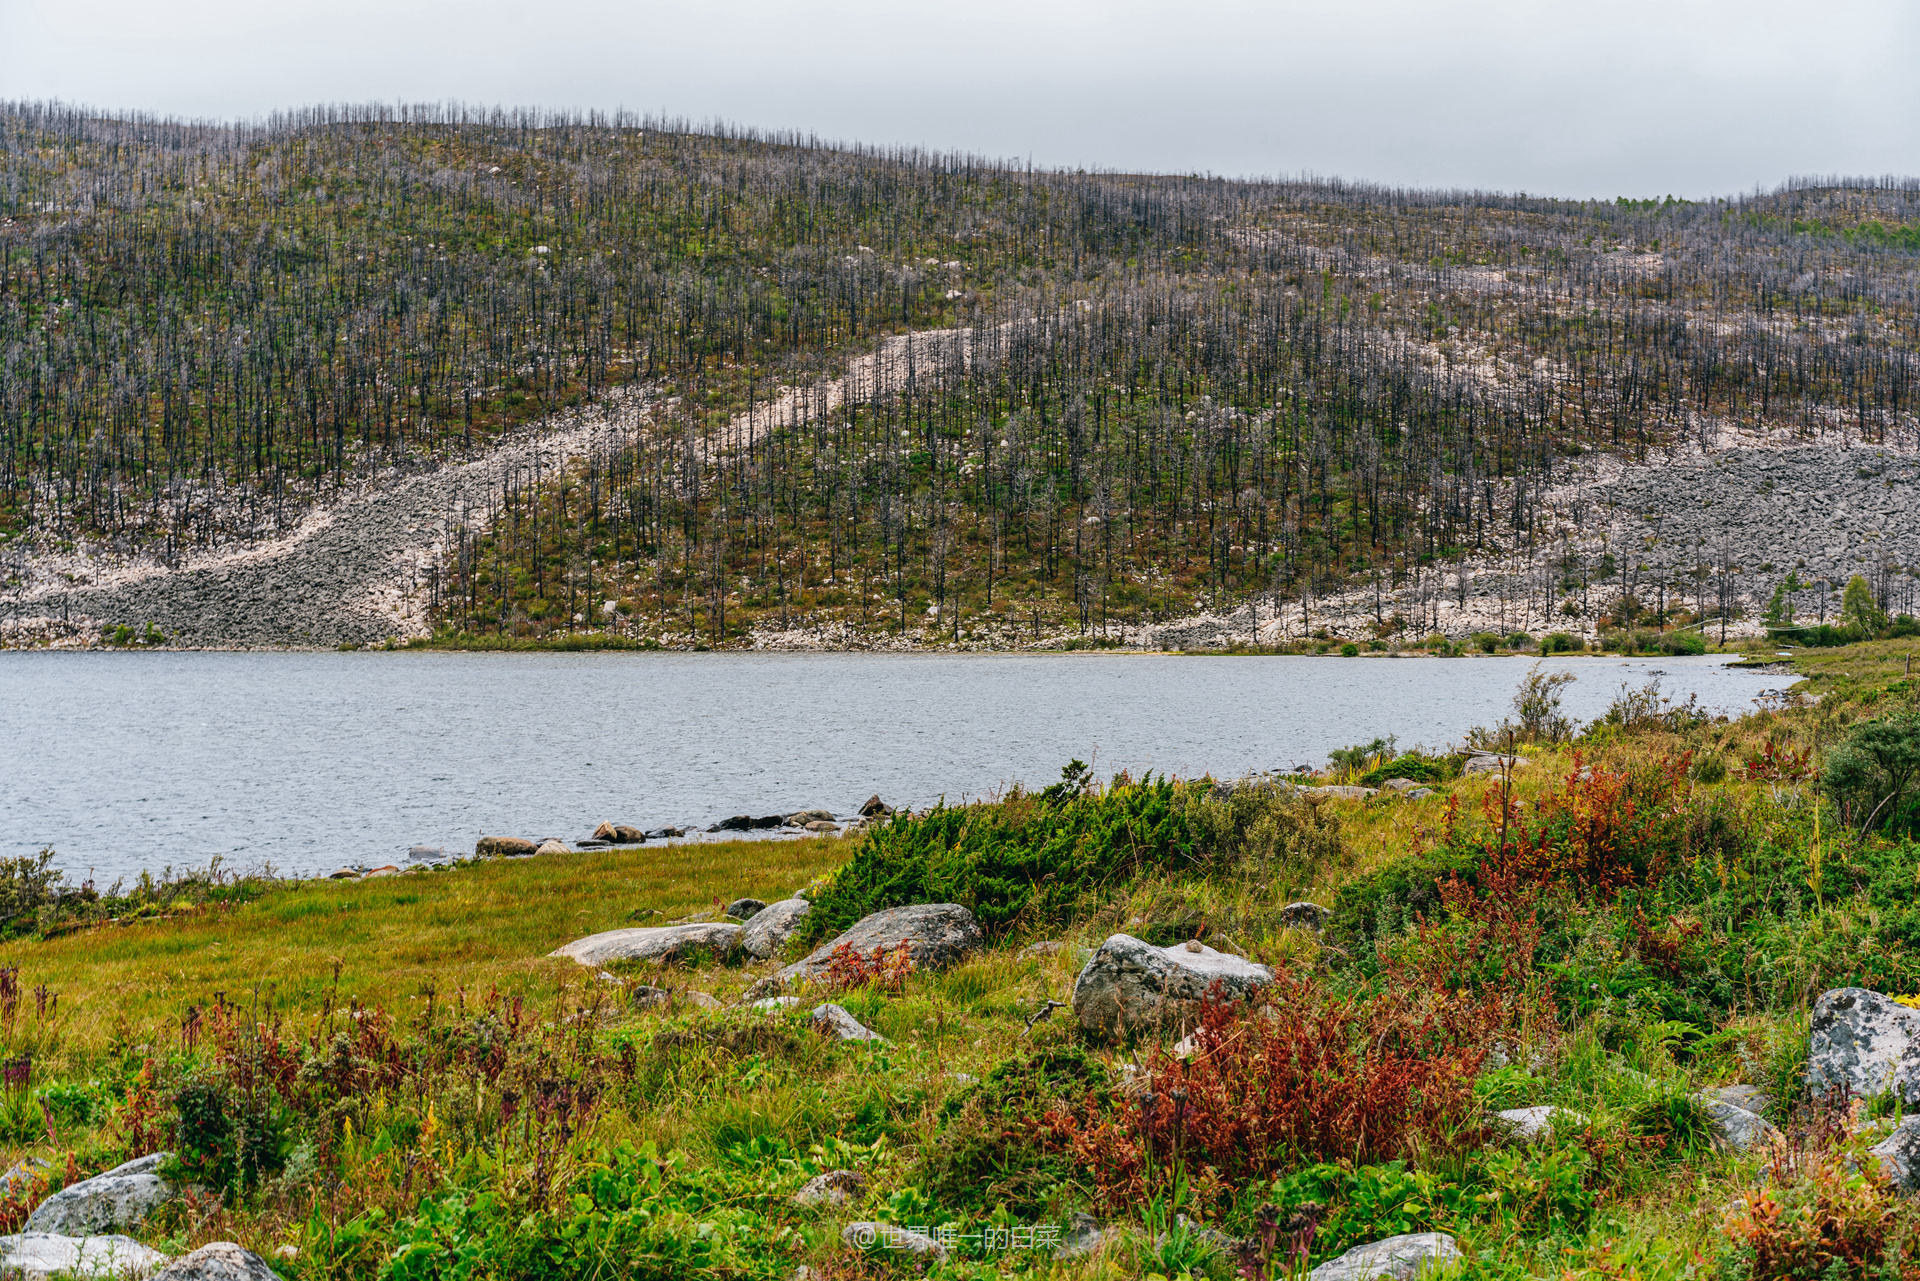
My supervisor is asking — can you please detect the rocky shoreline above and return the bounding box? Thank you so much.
[315,794,900,883]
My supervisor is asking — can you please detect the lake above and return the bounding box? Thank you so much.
[1,651,1782,883]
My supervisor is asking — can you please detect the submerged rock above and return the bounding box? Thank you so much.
[25,1153,172,1236]
[1808,987,1920,1102]
[548,922,741,967]
[1308,1232,1462,1281]
[592,822,647,844]
[858,795,892,817]
[475,836,536,858]
[1072,935,1273,1038]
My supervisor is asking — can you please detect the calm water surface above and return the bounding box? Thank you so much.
[1,651,1781,881]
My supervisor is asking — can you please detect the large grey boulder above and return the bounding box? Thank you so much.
[548,923,741,967]
[25,1153,171,1236]
[1872,1117,1920,1188]
[1699,1096,1778,1152]
[152,1242,286,1280]
[1072,935,1274,1038]
[741,899,811,959]
[1807,987,1920,1102]
[0,1233,168,1279]
[1309,1232,1462,1281]
[750,904,983,994]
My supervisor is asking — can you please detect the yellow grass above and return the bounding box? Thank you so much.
[12,838,845,1066]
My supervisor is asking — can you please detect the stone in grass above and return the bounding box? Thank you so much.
[1872,1116,1920,1189]
[724,898,768,921]
[534,839,571,857]
[748,904,984,996]
[1308,1232,1462,1281]
[151,1241,288,1280]
[1462,754,1528,775]
[842,1223,941,1256]
[811,1003,887,1042]
[475,836,535,858]
[1808,988,1920,1103]
[791,1169,866,1208]
[740,898,811,960]
[0,1232,169,1280]
[1709,1083,1774,1118]
[1698,1096,1778,1152]
[1072,935,1273,1039]
[1278,902,1330,931]
[25,1153,172,1236]
[1053,1211,1123,1260]
[1310,785,1377,800]
[548,922,741,967]
[1494,1106,1588,1144]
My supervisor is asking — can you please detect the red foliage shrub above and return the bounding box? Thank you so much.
[1742,741,1815,782]
[1045,970,1506,1211]
[1456,752,1691,898]
[821,943,914,993]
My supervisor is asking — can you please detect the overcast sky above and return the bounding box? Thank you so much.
[4,0,1915,199]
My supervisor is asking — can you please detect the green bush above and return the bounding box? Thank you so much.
[1327,844,1478,954]
[1473,632,1502,653]
[1357,753,1458,788]
[923,1048,1109,1215]
[1341,642,1361,657]
[1656,630,1707,656]
[802,767,1202,941]
[1823,709,1920,833]
[1543,632,1580,654]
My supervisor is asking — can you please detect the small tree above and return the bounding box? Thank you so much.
[1840,574,1890,639]
[1764,572,1801,628]
[1824,710,1920,833]
[1511,664,1578,743]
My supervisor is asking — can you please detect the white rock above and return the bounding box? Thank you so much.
[1072,934,1273,1038]
[811,1003,887,1042]
[548,922,741,967]
[534,839,571,856]
[24,1153,172,1236]
[1462,755,1528,775]
[0,1232,169,1279]
[752,996,803,1010]
[151,1241,287,1280]
[1308,1232,1462,1281]
[1494,1105,1588,1143]
[1808,987,1920,1102]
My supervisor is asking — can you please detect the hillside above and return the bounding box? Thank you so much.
[2,105,1917,649]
